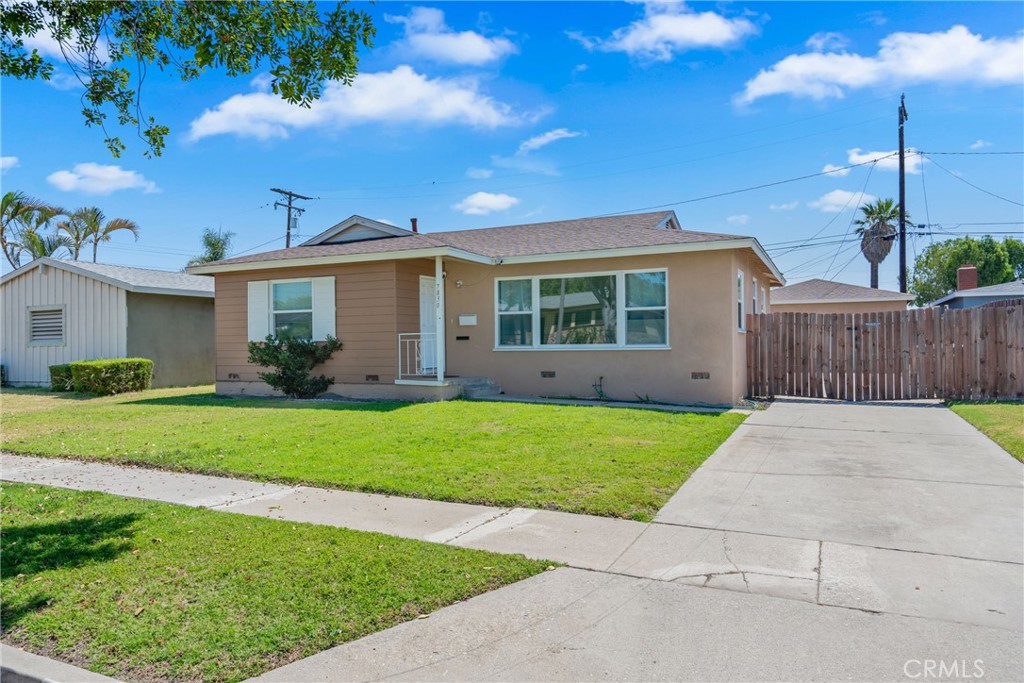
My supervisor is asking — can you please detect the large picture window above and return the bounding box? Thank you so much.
[540,275,616,345]
[496,269,668,349]
[272,280,313,340]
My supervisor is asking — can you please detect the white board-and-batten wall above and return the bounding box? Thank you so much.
[1,264,127,384]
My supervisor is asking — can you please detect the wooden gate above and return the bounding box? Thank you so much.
[746,306,1024,401]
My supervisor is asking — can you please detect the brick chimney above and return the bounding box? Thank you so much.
[410,218,418,233]
[957,264,978,291]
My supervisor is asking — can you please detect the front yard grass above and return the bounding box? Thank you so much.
[0,483,549,682]
[0,387,744,521]
[948,401,1024,463]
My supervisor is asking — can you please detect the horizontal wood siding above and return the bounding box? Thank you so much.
[1,264,126,384]
[215,262,401,384]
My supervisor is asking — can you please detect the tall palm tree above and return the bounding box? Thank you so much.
[854,198,906,289]
[1,191,37,268]
[77,207,140,262]
[57,208,96,260]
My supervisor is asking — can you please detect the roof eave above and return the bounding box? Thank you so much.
[186,246,494,274]
[774,295,914,305]
[1,257,213,297]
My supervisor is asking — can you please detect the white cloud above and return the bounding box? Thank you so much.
[806,32,849,52]
[466,167,494,179]
[822,163,851,177]
[453,191,519,215]
[573,63,589,74]
[808,189,877,213]
[739,25,1024,103]
[188,66,529,141]
[1,156,19,172]
[46,163,159,195]
[860,11,888,27]
[569,2,759,61]
[970,139,992,150]
[516,128,583,155]
[727,214,750,225]
[822,148,923,175]
[769,201,798,211]
[385,7,517,66]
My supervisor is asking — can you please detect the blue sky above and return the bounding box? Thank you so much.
[2,1,1022,291]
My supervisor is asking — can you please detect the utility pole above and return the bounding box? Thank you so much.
[898,94,909,293]
[270,188,313,248]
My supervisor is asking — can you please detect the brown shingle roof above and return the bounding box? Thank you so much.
[202,211,747,269]
[429,212,743,258]
[205,234,447,267]
[773,278,913,303]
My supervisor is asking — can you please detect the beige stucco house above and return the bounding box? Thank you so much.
[770,278,912,314]
[188,211,783,406]
[1,258,215,387]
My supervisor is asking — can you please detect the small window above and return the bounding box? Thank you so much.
[752,277,759,314]
[737,270,745,331]
[625,272,667,345]
[761,285,767,312]
[497,279,533,346]
[29,307,64,344]
[272,281,313,340]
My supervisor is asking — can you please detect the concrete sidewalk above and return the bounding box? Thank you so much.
[3,398,1022,681]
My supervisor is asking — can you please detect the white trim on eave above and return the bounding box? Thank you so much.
[301,215,414,246]
[497,238,785,286]
[186,246,494,275]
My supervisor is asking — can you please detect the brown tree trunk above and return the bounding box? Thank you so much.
[870,262,879,289]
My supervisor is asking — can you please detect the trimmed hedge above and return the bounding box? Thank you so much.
[49,364,74,392]
[70,358,154,395]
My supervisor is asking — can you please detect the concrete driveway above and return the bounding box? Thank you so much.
[255,399,1023,682]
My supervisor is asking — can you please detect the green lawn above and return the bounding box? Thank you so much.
[949,401,1024,463]
[1,483,549,682]
[0,387,744,521]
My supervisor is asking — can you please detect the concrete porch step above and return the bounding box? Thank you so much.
[453,376,502,399]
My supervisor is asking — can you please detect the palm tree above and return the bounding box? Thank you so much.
[187,227,235,266]
[16,230,71,260]
[854,198,906,289]
[77,207,140,262]
[1,191,37,268]
[57,208,96,260]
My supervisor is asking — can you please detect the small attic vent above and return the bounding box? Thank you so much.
[29,308,64,344]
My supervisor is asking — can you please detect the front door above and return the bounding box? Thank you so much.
[419,276,437,374]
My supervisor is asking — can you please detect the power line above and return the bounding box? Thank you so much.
[823,160,878,279]
[921,154,1024,207]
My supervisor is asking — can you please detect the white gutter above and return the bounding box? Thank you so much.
[186,246,493,275]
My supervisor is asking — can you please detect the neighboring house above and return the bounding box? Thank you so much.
[1,258,215,387]
[189,211,783,406]
[770,278,913,314]
[928,265,1024,309]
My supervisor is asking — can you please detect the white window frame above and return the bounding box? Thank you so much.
[270,278,314,341]
[752,277,759,314]
[494,268,669,351]
[737,269,746,332]
[27,305,66,346]
[761,284,768,313]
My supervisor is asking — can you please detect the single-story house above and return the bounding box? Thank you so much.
[1,257,215,387]
[928,265,1024,309]
[188,211,783,406]
[770,278,913,314]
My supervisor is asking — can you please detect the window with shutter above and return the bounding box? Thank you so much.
[29,308,64,344]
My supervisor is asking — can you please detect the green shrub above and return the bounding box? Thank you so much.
[247,335,343,399]
[70,358,154,395]
[49,364,74,392]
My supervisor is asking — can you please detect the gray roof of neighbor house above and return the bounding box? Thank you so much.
[189,210,784,284]
[929,279,1024,306]
[772,278,913,304]
[0,257,214,297]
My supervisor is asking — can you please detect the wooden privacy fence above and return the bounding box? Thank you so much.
[746,306,1024,401]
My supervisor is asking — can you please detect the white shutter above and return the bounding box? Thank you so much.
[247,281,270,341]
[311,276,336,341]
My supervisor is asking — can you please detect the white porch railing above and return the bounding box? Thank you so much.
[398,333,437,379]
